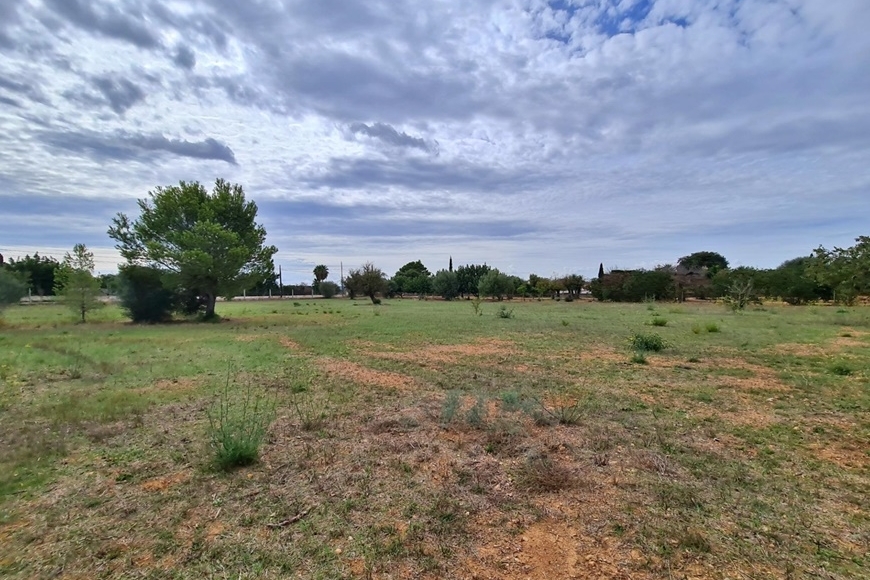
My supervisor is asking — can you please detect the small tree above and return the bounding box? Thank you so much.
[344,263,388,304]
[320,281,339,298]
[478,269,512,300]
[678,251,729,272]
[0,269,27,315]
[55,244,103,322]
[432,269,460,300]
[313,264,329,294]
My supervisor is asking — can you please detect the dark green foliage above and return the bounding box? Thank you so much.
[0,268,27,311]
[108,179,277,319]
[678,251,729,271]
[431,269,460,300]
[456,264,491,297]
[4,253,60,296]
[391,260,432,295]
[320,281,339,298]
[809,236,870,304]
[117,265,176,323]
[495,305,514,318]
[591,269,674,302]
[629,332,666,352]
[478,269,513,300]
[765,257,832,304]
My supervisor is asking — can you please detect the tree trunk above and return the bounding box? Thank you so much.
[204,292,217,319]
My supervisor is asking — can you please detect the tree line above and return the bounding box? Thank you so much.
[2,178,868,322]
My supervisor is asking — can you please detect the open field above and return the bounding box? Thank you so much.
[1,299,868,579]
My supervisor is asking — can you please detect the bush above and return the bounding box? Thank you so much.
[320,281,339,298]
[496,305,514,319]
[118,265,176,323]
[0,269,27,312]
[629,332,666,352]
[207,375,275,470]
[650,317,668,327]
[705,322,720,333]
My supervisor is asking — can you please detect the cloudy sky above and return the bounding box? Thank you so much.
[1,0,868,282]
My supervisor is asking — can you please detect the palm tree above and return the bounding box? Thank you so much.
[313,264,329,293]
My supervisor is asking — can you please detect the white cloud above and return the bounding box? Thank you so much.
[0,0,868,281]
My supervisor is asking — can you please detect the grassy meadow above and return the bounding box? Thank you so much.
[0,298,868,579]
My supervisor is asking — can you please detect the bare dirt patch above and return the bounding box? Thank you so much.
[810,443,870,470]
[279,337,303,350]
[140,469,192,492]
[318,357,419,390]
[361,338,516,366]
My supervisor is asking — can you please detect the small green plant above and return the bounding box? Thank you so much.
[528,397,587,425]
[829,362,853,376]
[207,373,276,470]
[470,297,483,317]
[628,332,666,352]
[691,324,702,334]
[290,388,331,431]
[465,396,487,428]
[630,351,648,364]
[496,305,514,319]
[499,391,524,412]
[561,320,569,326]
[440,390,461,425]
[650,317,668,327]
[705,322,720,333]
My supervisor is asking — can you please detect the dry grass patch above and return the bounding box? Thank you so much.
[317,357,420,390]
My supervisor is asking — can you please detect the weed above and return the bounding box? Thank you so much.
[528,397,587,425]
[650,317,668,327]
[470,297,483,316]
[691,324,702,334]
[705,322,721,333]
[465,395,487,428]
[514,449,574,492]
[561,319,569,326]
[207,372,276,470]
[291,389,331,431]
[499,391,524,412]
[630,351,648,364]
[829,362,853,376]
[440,390,462,425]
[629,332,667,352]
[496,305,514,319]
[677,528,712,553]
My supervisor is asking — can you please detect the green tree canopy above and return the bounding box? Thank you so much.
[809,236,870,304]
[431,269,460,300]
[313,264,329,293]
[5,253,60,296]
[108,179,277,319]
[456,264,491,297]
[478,269,513,300]
[0,268,27,313]
[678,251,729,272]
[345,263,388,303]
[391,260,432,295]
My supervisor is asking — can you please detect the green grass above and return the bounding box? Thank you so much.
[0,299,868,579]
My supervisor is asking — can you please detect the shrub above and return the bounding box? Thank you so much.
[207,374,275,470]
[440,391,461,425]
[705,322,720,333]
[0,269,27,313]
[496,305,514,319]
[117,265,176,323]
[320,281,339,298]
[470,297,483,316]
[650,317,668,327]
[629,332,666,352]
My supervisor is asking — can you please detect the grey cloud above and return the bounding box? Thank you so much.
[0,95,21,108]
[302,157,543,194]
[91,75,146,114]
[0,76,49,105]
[42,0,160,48]
[349,122,434,152]
[40,130,237,165]
[173,44,196,70]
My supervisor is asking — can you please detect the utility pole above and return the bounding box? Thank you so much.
[278,265,284,298]
[340,261,344,294]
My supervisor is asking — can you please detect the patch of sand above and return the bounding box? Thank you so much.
[140,470,191,492]
[318,358,419,390]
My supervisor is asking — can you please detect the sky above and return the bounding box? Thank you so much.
[1,0,868,283]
